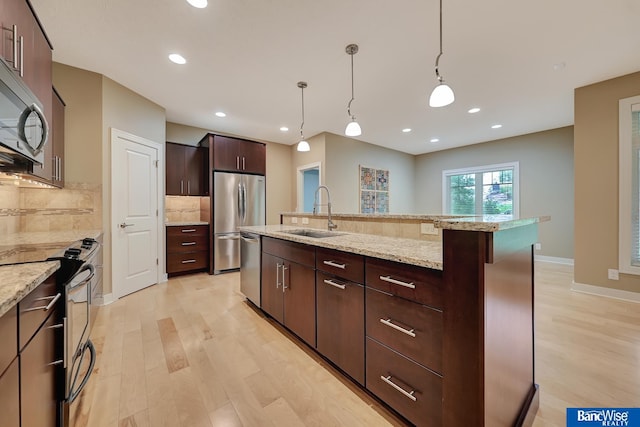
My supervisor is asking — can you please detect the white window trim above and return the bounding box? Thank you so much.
[618,96,640,275]
[442,161,520,218]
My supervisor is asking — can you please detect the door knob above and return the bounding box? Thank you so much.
[119,223,133,228]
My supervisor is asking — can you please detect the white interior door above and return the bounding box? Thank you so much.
[111,129,161,299]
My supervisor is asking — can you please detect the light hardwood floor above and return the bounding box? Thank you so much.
[70,262,640,427]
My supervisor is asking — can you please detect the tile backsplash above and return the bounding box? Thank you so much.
[165,196,210,223]
[0,182,102,236]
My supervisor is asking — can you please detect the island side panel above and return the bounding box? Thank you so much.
[442,229,488,426]
[484,225,537,426]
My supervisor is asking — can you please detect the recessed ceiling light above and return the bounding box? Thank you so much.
[430,138,439,143]
[553,62,566,71]
[402,128,412,133]
[468,107,480,114]
[168,53,186,64]
[187,0,208,8]
[215,112,226,117]
[280,127,289,132]
[491,124,502,129]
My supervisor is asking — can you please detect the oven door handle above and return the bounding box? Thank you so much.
[68,339,96,403]
[67,264,95,290]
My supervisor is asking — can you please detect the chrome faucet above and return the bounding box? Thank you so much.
[313,185,338,231]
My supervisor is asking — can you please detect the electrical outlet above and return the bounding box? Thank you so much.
[535,243,542,251]
[291,217,298,224]
[302,217,309,224]
[608,269,619,280]
[420,223,438,235]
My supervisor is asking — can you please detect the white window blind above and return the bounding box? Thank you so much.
[442,162,519,218]
[619,96,640,274]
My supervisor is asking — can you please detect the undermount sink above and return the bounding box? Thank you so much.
[281,229,345,238]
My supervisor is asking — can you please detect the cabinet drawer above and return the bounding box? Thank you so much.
[166,225,208,237]
[18,276,60,351]
[167,233,208,252]
[366,287,442,373]
[316,247,364,283]
[0,306,17,374]
[365,257,443,309]
[167,251,208,274]
[366,337,442,427]
[263,237,314,268]
[0,357,19,427]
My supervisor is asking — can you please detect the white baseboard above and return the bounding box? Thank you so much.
[160,273,168,283]
[94,292,117,306]
[535,255,574,265]
[571,281,640,303]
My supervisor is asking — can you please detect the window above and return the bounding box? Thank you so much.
[619,96,640,275]
[442,162,519,218]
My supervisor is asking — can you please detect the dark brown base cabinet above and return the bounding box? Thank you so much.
[0,272,62,427]
[259,223,540,427]
[166,225,209,275]
[261,237,316,347]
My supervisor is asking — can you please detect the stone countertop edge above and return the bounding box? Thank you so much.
[280,212,461,221]
[0,261,60,318]
[165,221,209,226]
[239,225,443,270]
[433,215,551,232]
[0,229,103,247]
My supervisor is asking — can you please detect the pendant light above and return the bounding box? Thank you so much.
[344,44,362,137]
[296,81,310,152]
[429,0,455,107]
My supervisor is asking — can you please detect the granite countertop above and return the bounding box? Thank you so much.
[165,221,209,226]
[280,212,462,221]
[0,229,103,246]
[0,261,60,317]
[239,225,444,270]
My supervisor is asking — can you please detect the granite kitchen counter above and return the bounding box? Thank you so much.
[239,224,444,270]
[0,261,60,317]
[165,221,209,226]
[0,229,103,262]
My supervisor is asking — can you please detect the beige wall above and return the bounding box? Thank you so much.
[166,122,209,146]
[415,126,574,259]
[324,133,415,214]
[575,71,640,292]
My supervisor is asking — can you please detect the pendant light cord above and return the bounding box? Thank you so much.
[347,52,355,118]
[434,0,444,82]
[300,85,305,139]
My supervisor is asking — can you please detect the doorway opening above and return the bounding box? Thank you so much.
[297,162,321,213]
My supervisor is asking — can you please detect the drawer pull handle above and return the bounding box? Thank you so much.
[181,259,197,264]
[23,293,61,312]
[48,359,64,366]
[379,275,415,289]
[380,318,416,338]
[181,242,196,246]
[323,260,346,269]
[181,229,196,233]
[323,279,346,290]
[380,375,417,402]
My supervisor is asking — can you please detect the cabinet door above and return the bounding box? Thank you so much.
[283,262,316,347]
[212,135,241,172]
[240,140,266,175]
[51,88,65,187]
[261,253,284,324]
[0,357,19,427]
[166,142,186,195]
[21,314,61,427]
[316,271,364,385]
[184,145,204,195]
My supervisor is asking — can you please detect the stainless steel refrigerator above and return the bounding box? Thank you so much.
[213,172,265,273]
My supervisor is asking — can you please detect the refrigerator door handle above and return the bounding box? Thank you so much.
[237,183,243,224]
[242,182,248,223]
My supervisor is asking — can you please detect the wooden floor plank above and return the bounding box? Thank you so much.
[157,317,190,373]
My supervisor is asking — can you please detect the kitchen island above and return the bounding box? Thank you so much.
[241,215,547,427]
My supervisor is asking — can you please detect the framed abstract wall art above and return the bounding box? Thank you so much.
[359,165,389,213]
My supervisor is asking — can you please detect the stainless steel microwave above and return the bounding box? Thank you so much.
[0,57,49,169]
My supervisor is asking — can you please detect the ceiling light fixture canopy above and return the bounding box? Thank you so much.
[186,0,208,8]
[297,81,310,152]
[429,0,455,108]
[345,43,362,137]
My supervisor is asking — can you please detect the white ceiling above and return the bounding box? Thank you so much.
[30,0,640,155]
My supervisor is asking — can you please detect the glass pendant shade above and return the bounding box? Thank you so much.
[345,119,362,137]
[429,82,455,107]
[297,139,310,152]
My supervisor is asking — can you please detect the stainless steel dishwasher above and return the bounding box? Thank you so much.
[240,232,261,307]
